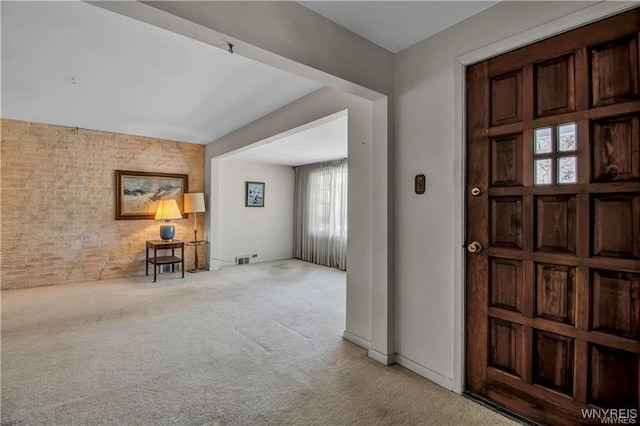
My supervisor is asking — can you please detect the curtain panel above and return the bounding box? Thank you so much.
[293,158,347,270]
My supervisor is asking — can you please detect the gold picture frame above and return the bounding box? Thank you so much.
[115,170,189,220]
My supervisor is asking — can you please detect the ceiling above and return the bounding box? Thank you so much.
[2,1,498,165]
[298,1,497,53]
[223,111,348,167]
[1,1,323,144]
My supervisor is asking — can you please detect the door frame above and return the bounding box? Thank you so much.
[452,1,639,394]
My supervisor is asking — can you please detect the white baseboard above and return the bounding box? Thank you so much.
[395,354,454,391]
[260,256,294,263]
[368,349,396,365]
[342,330,370,349]
[216,256,292,269]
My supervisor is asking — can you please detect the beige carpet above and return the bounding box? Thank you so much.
[1,259,516,425]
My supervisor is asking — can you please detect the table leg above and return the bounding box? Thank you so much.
[181,244,185,278]
[153,247,157,283]
[145,245,149,276]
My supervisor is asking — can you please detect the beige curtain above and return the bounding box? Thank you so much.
[293,158,347,270]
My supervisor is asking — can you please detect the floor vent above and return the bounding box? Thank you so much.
[236,256,250,265]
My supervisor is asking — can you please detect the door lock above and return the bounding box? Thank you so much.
[467,241,483,253]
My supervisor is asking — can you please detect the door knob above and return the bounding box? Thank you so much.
[467,241,483,253]
[470,187,483,196]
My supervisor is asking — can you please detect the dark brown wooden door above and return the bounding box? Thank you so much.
[466,9,640,425]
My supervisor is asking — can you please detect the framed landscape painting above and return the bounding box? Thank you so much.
[246,182,265,207]
[116,170,189,220]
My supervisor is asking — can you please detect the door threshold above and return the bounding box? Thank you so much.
[463,392,545,426]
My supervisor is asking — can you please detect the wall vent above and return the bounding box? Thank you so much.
[236,256,250,265]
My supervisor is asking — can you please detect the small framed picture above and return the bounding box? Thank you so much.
[246,182,265,207]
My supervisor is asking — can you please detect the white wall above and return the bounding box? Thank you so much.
[393,1,627,390]
[208,87,375,350]
[216,160,294,266]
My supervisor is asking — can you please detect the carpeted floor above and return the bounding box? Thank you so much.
[1,259,516,425]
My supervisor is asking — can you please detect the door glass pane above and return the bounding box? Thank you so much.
[535,127,553,154]
[535,158,553,185]
[558,123,577,152]
[558,156,577,184]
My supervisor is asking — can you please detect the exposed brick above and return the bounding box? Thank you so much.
[1,119,205,289]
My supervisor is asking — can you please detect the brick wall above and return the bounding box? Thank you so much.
[1,119,205,289]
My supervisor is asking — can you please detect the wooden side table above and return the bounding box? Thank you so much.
[146,240,184,283]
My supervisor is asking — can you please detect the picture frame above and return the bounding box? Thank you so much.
[115,170,189,220]
[245,181,265,207]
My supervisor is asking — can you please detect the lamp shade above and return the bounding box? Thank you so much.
[183,193,206,213]
[154,199,183,220]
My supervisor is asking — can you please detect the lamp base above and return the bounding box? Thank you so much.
[159,224,175,241]
[187,268,208,273]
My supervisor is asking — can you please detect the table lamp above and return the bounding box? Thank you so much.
[154,199,182,241]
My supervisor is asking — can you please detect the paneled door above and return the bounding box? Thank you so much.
[466,8,640,425]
